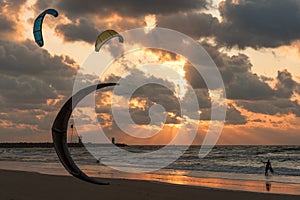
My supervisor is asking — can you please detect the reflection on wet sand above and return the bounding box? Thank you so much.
[266,182,271,192]
[1,161,300,195]
[94,170,300,195]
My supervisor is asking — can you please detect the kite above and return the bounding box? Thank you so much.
[52,83,117,185]
[33,9,58,47]
[95,30,124,52]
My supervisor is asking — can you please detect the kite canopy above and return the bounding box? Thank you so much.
[95,30,124,52]
[33,9,58,47]
[52,83,117,185]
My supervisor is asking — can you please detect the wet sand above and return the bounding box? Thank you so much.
[0,169,299,200]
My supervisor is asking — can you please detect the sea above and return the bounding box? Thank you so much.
[0,145,300,195]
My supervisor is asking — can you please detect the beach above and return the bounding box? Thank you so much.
[0,169,299,200]
[1,146,300,197]
[0,170,299,200]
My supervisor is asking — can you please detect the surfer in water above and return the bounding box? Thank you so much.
[263,159,274,176]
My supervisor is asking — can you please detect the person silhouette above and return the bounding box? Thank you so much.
[263,160,273,176]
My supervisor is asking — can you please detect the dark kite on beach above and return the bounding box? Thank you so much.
[52,83,117,185]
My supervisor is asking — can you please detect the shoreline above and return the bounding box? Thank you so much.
[1,161,300,196]
[1,169,299,200]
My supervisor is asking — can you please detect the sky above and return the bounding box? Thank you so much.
[1,0,300,145]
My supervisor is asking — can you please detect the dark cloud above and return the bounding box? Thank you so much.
[0,15,15,32]
[260,75,274,82]
[159,0,300,49]
[184,63,206,89]
[131,84,181,116]
[159,12,218,39]
[101,70,182,125]
[55,19,138,45]
[184,41,300,119]
[0,39,78,140]
[0,40,75,77]
[233,70,300,116]
[54,0,208,18]
[0,40,77,112]
[160,0,300,49]
[0,0,25,13]
[0,0,26,38]
[34,0,210,44]
[185,42,253,89]
[4,0,300,142]
[101,67,246,126]
[216,0,300,49]
[154,0,300,49]
[226,72,274,100]
[275,69,297,98]
[0,74,57,107]
[34,0,58,12]
[185,42,273,100]
[237,99,300,117]
[198,103,247,125]
[225,104,247,125]
[55,19,99,43]
[73,12,212,46]
[200,42,251,71]
[34,0,300,49]
[194,88,211,109]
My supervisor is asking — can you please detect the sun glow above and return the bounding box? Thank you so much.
[129,98,148,110]
[144,14,157,33]
[162,57,188,100]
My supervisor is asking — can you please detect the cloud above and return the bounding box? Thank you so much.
[194,88,211,109]
[3,0,300,144]
[183,41,300,123]
[0,74,57,107]
[216,0,300,49]
[225,104,247,125]
[0,15,15,32]
[185,42,254,89]
[184,63,206,89]
[0,40,76,94]
[54,16,140,45]
[0,39,78,141]
[226,72,274,100]
[53,0,208,18]
[0,40,74,75]
[158,12,218,39]
[275,69,297,98]
[100,69,182,125]
[158,0,300,49]
[100,66,247,126]
[34,0,210,44]
[196,102,246,125]
[55,18,99,43]
[185,42,274,100]
[151,0,300,49]
[99,42,300,126]
[237,99,300,117]
[0,0,26,39]
[34,0,300,50]
[35,0,300,50]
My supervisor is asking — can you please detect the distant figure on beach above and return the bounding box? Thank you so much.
[262,160,274,176]
[112,137,115,144]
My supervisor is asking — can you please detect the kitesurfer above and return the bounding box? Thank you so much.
[262,159,273,176]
